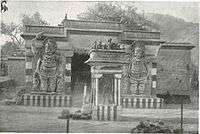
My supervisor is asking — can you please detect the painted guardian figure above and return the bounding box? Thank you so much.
[33,36,61,92]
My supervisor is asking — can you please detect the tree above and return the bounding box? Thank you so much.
[78,2,158,30]
[21,12,49,26]
[1,41,19,56]
[1,12,49,56]
[1,22,23,47]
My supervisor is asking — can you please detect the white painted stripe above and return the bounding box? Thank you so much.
[25,62,32,69]
[145,98,148,108]
[151,98,154,108]
[152,81,157,88]
[157,98,161,108]
[140,98,143,108]
[128,98,132,108]
[66,96,70,107]
[104,106,108,121]
[133,98,137,108]
[151,68,157,75]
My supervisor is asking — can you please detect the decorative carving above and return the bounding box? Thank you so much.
[32,34,64,93]
[99,74,114,105]
[124,42,151,95]
[91,38,123,50]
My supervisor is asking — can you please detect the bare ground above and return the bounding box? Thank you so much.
[0,105,198,133]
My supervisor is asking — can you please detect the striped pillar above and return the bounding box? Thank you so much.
[64,57,72,92]
[25,47,33,86]
[151,62,157,95]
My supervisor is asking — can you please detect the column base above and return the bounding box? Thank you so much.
[121,95,164,109]
[92,105,121,121]
[17,93,72,107]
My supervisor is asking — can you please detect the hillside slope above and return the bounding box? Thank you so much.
[145,13,199,67]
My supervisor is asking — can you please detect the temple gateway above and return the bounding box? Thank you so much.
[19,15,195,118]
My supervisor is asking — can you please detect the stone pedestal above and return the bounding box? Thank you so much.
[92,105,122,121]
[18,92,72,107]
[121,95,163,109]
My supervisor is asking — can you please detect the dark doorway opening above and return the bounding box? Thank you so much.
[71,53,91,92]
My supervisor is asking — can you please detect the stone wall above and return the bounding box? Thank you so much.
[157,48,192,95]
[7,57,26,86]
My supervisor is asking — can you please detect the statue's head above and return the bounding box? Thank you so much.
[43,38,57,54]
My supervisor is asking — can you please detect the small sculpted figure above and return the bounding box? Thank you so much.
[103,43,108,49]
[92,41,98,49]
[107,38,112,49]
[97,40,102,49]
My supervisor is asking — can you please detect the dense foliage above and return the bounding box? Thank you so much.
[78,2,158,30]
[1,12,49,57]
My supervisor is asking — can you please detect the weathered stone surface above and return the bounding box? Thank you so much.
[157,48,192,95]
[7,57,26,86]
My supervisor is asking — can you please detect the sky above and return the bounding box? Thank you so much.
[1,1,199,26]
[0,1,199,47]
